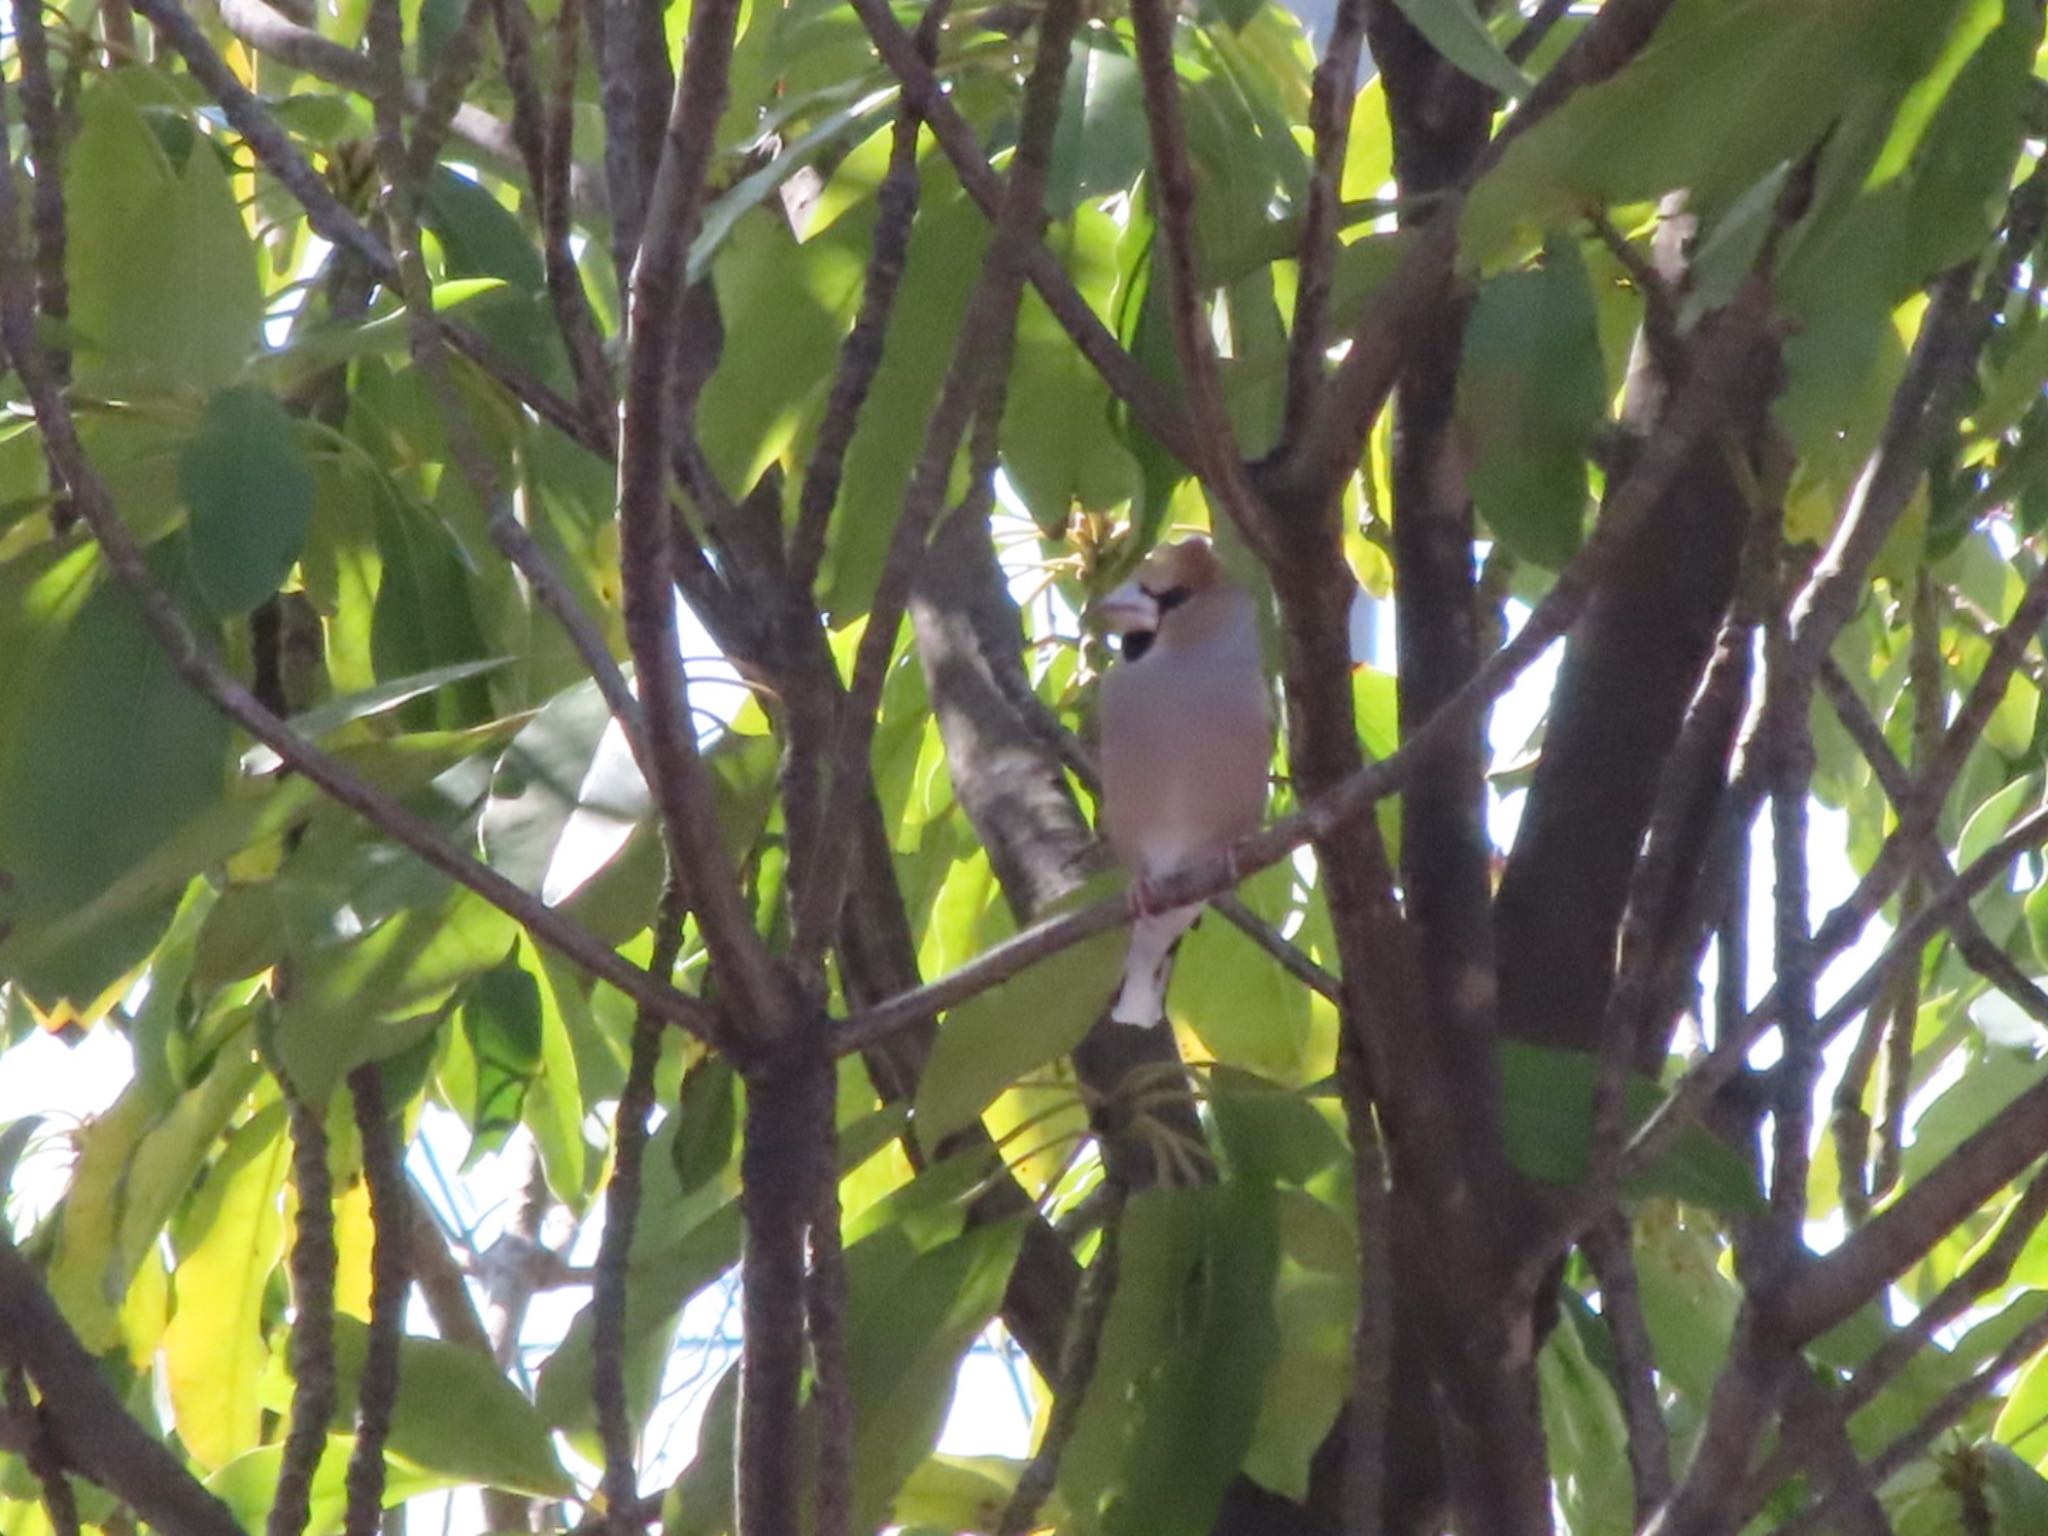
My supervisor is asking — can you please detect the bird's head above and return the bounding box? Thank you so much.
[1095,539,1230,660]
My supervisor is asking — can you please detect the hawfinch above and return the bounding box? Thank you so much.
[1096,539,1273,1026]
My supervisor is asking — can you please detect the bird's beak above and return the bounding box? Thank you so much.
[1095,581,1159,635]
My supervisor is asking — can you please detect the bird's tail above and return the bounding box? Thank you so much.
[1111,905,1201,1026]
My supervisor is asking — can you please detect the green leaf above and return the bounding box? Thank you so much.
[1048,34,1149,216]
[1387,0,1532,98]
[672,1054,739,1197]
[103,119,262,392]
[369,493,496,731]
[1898,0,2037,281]
[1461,0,1974,267]
[1005,210,1142,529]
[1058,1189,1208,1525]
[846,1220,1027,1529]
[180,385,315,616]
[1241,1267,1352,1499]
[0,551,229,1002]
[894,1456,1048,1532]
[242,658,514,773]
[1538,1300,1633,1534]
[459,958,543,1162]
[1994,1342,2048,1459]
[326,1317,573,1497]
[209,1435,449,1535]
[1101,1181,1281,1536]
[1458,240,1606,571]
[1174,869,1313,1083]
[276,885,516,1103]
[1985,1443,2048,1529]
[480,675,652,906]
[1498,1041,1763,1215]
[913,924,1127,1151]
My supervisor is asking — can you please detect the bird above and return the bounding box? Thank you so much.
[1095,537,1272,1026]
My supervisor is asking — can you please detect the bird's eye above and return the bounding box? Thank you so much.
[1144,583,1194,613]
[1120,630,1157,662]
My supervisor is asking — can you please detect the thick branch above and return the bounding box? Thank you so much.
[0,1238,244,1536]
[614,0,787,1029]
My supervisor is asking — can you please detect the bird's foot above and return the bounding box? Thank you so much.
[1126,875,1166,920]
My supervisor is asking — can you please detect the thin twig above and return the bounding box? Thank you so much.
[343,1066,407,1536]
[595,0,674,289]
[1765,1302,2048,1536]
[1275,0,1683,511]
[788,1,950,595]
[491,0,613,435]
[1518,780,2048,1307]
[1340,1043,1390,1536]
[365,0,647,775]
[272,1088,339,1536]
[402,0,494,189]
[1815,658,2048,1026]
[11,0,68,400]
[1282,0,1369,448]
[0,1240,239,1536]
[849,0,1199,468]
[209,0,603,212]
[1765,575,1821,1261]
[1582,1214,1672,1522]
[788,0,1084,982]
[1505,0,1576,64]
[996,1183,1128,1536]
[593,884,686,1536]
[1786,168,2048,685]
[1128,0,1271,555]
[133,0,608,457]
[1736,1162,2048,1522]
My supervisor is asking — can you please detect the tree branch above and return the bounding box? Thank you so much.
[343,1066,407,1536]
[273,1088,339,1536]
[594,889,684,1536]
[1775,1078,2048,1346]
[1582,1215,1672,1523]
[997,1184,1127,1536]
[614,0,787,1030]
[489,0,614,436]
[1766,1302,2048,1536]
[787,0,1083,982]
[786,0,948,597]
[1737,1163,2048,1523]
[1127,0,1271,553]
[1283,0,1370,447]
[848,0,1199,469]
[0,1237,244,1536]
[209,0,604,214]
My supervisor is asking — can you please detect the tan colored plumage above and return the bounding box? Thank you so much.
[1096,539,1272,1026]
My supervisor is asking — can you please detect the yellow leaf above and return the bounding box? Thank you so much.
[165,1106,289,1469]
